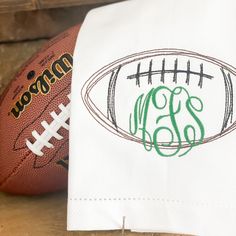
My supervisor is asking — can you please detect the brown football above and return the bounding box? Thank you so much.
[0,24,81,195]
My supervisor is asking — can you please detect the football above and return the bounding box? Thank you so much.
[82,48,236,158]
[0,23,81,195]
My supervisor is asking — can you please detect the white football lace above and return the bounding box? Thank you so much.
[26,94,70,156]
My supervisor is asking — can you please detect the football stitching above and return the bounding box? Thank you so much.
[126,58,213,88]
[26,94,70,156]
[13,83,70,151]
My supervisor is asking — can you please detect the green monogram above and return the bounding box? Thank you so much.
[129,86,205,157]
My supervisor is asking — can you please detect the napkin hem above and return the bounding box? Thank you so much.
[67,196,236,235]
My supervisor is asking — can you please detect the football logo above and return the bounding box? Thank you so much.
[82,49,236,157]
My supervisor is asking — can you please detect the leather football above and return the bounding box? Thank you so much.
[0,24,81,195]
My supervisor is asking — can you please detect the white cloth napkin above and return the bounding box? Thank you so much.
[68,0,236,235]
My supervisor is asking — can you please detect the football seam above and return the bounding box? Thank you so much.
[0,138,69,189]
[0,150,31,188]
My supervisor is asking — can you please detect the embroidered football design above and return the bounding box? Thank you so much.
[82,49,236,157]
[0,24,81,195]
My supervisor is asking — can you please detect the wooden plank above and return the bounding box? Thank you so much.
[0,5,92,42]
[0,0,35,13]
[38,0,121,9]
[0,0,122,13]
[0,2,122,43]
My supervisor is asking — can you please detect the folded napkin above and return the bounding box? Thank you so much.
[68,0,236,235]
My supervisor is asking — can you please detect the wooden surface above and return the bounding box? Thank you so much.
[0,3,189,236]
[0,191,70,236]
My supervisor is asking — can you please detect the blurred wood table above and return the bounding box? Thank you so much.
[0,191,70,236]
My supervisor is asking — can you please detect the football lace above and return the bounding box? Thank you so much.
[26,94,70,156]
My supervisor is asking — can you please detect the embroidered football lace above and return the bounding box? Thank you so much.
[26,94,70,156]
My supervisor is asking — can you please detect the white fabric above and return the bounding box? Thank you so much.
[68,0,236,235]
